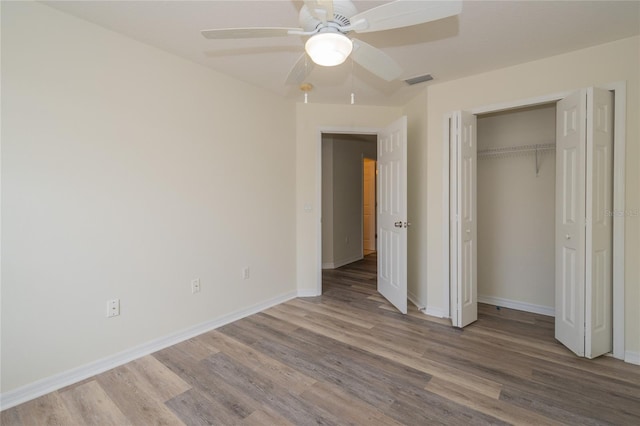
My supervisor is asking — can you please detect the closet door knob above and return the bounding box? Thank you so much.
[565,234,571,240]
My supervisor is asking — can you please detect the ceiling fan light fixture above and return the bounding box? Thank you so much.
[305,32,353,67]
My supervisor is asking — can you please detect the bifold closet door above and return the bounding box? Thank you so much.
[585,88,614,359]
[453,111,478,328]
[555,88,613,358]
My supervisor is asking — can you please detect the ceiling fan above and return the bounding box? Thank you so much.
[201,0,462,85]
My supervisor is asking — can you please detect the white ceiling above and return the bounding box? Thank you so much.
[43,0,640,106]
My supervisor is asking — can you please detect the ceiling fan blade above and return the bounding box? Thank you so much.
[350,38,403,81]
[349,0,462,33]
[285,53,315,86]
[201,27,303,39]
[304,0,334,23]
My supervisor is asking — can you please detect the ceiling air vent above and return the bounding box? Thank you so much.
[404,74,434,86]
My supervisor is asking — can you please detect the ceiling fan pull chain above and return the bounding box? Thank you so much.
[350,57,355,105]
[299,82,313,105]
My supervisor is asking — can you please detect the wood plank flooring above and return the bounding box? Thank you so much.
[3,253,639,425]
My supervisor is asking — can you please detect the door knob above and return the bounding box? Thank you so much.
[394,221,403,228]
[404,222,411,228]
[565,234,571,240]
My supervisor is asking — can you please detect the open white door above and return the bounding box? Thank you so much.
[556,88,613,358]
[585,87,614,358]
[454,111,477,327]
[377,116,407,314]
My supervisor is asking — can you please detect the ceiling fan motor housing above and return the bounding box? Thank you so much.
[299,0,358,32]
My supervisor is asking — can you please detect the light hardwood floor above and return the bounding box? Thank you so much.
[3,254,639,425]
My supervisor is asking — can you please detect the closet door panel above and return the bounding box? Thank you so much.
[555,90,587,357]
[585,87,614,359]
[455,111,477,327]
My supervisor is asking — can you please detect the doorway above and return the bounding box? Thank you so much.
[320,133,376,274]
[321,133,378,296]
[320,133,379,295]
[316,117,409,314]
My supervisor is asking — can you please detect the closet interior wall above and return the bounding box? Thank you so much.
[477,104,557,315]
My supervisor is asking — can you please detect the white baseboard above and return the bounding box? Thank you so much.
[321,254,363,270]
[408,289,447,318]
[424,306,448,318]
[407,291,424,310]
[0,290,298,411]
[297,289,321,298]
[478,295,555,317]
[625,351,640,365]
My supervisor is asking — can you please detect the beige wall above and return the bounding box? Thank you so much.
[425,36,639,355]
[296,104,402,294]
[1,2,296,393]
[477,105,556,312]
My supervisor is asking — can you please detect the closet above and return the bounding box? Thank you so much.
[451,87,617,358]
[476,104,557,316]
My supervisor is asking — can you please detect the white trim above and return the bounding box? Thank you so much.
[425,306,448,318]
[322,254,364,270]
[601,81,626,361]
[478,295,555,317]
[316,126,381,296]
[442,113,452,320]
[408,293,449,319]
[297,289,321,298]
[408,291,424,310]
[317,130,324,296]
[444,83,626,358]
[0,290,297,411]
[469,91,571,115]
[625,351,640,366]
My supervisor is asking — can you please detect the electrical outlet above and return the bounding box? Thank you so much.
[106,298,120,318]
[191,278,201,294]
[242,267,250,280]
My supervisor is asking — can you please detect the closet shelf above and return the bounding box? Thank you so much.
[478,142,556,177]
[477,142,556,159]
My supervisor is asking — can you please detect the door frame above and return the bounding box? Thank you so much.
[443,82,627,360]
[316,126,381,295]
